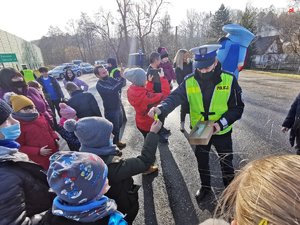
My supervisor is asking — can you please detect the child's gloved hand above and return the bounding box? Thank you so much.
[150,120,162,134]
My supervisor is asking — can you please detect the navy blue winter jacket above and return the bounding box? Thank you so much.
[96,77,125,112]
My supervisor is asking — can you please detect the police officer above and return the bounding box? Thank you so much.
[148,44,244,202]
[20,64,36,83]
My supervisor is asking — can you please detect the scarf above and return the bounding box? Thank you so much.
[0,139,20,149]
[0,145,29,162]
[52,196,120,223]
[80,145,120,157]
[12,112,39,122]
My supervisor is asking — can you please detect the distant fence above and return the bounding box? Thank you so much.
[251,54,300,73]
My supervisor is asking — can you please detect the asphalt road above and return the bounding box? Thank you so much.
[59,70,299,225]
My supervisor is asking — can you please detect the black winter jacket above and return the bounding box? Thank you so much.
[282,93,300,147]
[0,147,54,225]
[282,93,300,128]
[37,76,65,100]
[67,90,102,118]
[159,62,244,131]
[86,132,159,224]
[175,62,193,85]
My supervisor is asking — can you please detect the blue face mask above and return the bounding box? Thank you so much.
[0,123,21,140]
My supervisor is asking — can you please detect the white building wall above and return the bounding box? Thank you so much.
[0,28,44,70]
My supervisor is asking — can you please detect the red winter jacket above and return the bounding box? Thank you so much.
[127,80,170,132]
[17,115,59,170]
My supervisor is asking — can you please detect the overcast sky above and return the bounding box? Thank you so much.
[0,0,288,41]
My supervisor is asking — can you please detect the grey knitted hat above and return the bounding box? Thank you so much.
[124,68,147,86]
[0,99,12,125]
[64,117,113,149]
[47,151,108,204]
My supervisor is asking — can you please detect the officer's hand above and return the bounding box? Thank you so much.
[158,68,164,78]
[150,120,163,134]
[148,107,161,118]
[281,127,289,133]
[148,75,154,82]
[213,123,221,135]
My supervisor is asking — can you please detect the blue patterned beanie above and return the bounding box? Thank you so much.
[47,151,108,205]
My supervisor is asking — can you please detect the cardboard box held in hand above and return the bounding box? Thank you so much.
[189,120,214,145]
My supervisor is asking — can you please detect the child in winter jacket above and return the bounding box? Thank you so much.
[56,103,80,151]
[124,68,169,137]
[5,92,59,170]
[0,99,54,225]
[282,92,300,155]
[64,116,162,224]
[158,47,176,86]
[43,151,127,225]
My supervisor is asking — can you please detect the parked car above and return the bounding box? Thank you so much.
[72,59,82,65]
[48,64,81,79]
[95,60,108,68]
[80,63,94,74]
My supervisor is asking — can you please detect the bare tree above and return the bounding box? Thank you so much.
[130,0,167,53]
[116,0,132,52]
[94,9,123,63]
[277,12,300,56]
[66,19,86,61]
[178,10,211,49]
[77,13,98,63]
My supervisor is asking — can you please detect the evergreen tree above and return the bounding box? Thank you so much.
[209,4,231,41]
[240,5,257,68]
[240,5,257,34]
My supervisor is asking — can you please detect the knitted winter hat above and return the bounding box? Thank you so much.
[158,47,168,59]
[59,103,76,119]
[47,151,108,204]
[4,92,34,112]
[124,68,147,86]
[0,99,12,125]
[64,117,113,149]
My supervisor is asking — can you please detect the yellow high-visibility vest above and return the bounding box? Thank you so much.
[186,73,233,135]
[22,69,35,83]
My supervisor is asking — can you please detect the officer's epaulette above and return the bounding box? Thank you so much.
[184,73,195,81]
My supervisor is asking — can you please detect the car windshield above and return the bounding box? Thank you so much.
[53,66,65,71]
[81,63,90,67]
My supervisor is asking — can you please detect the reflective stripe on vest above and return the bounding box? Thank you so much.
[109,68,120,78]
[23,69,35,83]
[186,73,233,135]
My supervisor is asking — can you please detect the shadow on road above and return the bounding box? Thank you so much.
[142,172,159,225]
[159,143,200,225]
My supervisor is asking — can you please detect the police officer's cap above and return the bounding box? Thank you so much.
[190,44,221,69]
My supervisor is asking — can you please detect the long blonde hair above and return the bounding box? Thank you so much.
[174,49,188,70]
[217,154,300,225]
